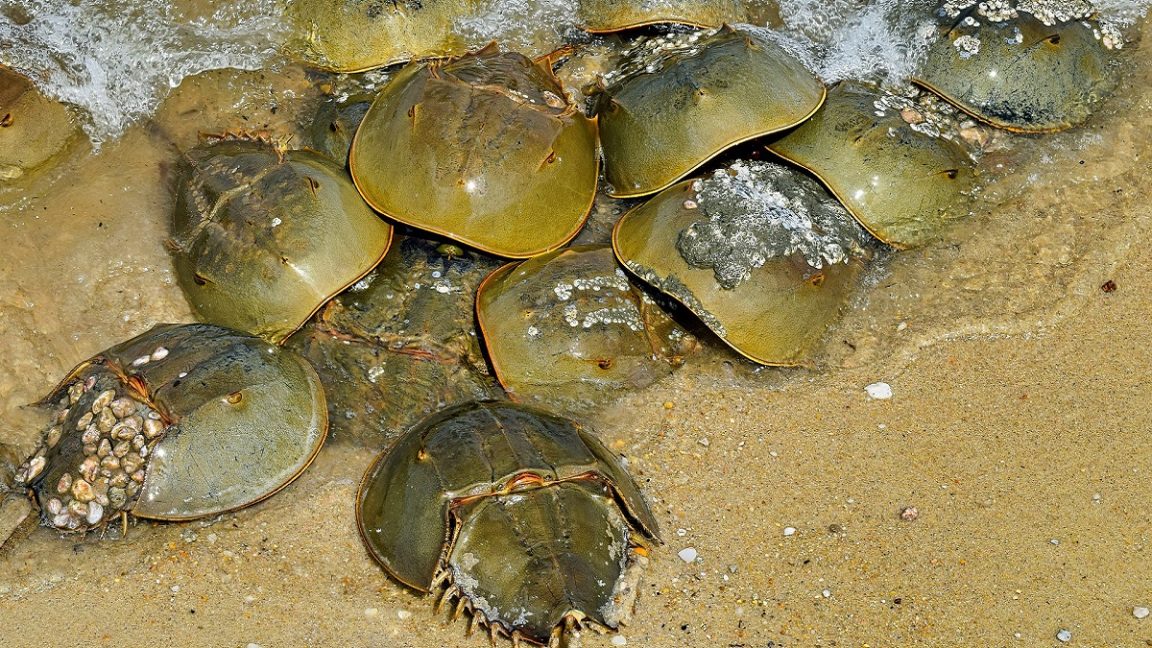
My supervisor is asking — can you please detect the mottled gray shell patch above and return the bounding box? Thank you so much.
[675,161,868,290]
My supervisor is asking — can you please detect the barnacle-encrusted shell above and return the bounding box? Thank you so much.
[350,46,599,258]
[476,246,694,413]
[15,324,327,532]
[596,25,825,198]
[357,401,659,643]
[170,140,394,343]
[613,161,871,365]
[913,0,1119,132]
[767,81,978,248]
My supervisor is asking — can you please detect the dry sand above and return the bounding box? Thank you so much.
[1,16,1151,648]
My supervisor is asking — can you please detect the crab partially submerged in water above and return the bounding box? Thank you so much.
[14,324,327,533]
[913,0,1120,132]
[357,401,660,646]
[0,65,81,183]
[767,80,980,248]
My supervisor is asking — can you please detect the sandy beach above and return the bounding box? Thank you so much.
[1,5,1151,647]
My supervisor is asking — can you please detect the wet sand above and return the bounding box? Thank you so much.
[2,15,1152,648]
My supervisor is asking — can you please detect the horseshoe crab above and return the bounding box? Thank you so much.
[357,400,660,645]
[0,66,81,182]
[286,0,565,73]
[767,81,979,248]
[13,324,326,533]
[286,236,502,442]
[613,161,871,365]
[308,94,373,165]
[595,25,825,198]
[169,138,394,344]
[577,0,747,32]
[913,0,1120,132]
[476,245,695,413]
[350,45,599,258]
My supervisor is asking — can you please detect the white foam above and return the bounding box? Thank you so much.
[773,0,1152,84]
[774,0,939,84]
[452,0,579,52]
[2,0,1148,147]
[0,0,285,146]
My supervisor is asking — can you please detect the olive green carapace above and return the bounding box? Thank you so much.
[0,66,81,182]
[596,25,825,199]
[612,172,865,366]
[286,236,502,443]
[171,141,394,344]
[913,9,1116,132]
[476,246,694,413]
[577,0,746,32]
[20,324,326,531]
[350,48,599,258]
[357,401,659,642]
[448,483,631,641]
[307,96,373,166]
[767,81,977,248]
[286,0,563,73]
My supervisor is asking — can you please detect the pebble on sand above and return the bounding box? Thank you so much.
[1056,629,1072,642]
[1134,606,1150,619]
[783,527,796,536]
[865,382,893,400]
[900,506,919,521]
[678,547,698,563]
[611,636,628,646]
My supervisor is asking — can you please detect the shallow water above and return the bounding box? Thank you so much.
[2,2,1152,647]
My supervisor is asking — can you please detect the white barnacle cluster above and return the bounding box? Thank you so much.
[675,161,868,289]
[941,0,1123,49]
[1092,19,1125,49]
[576,305,644,331]
[553,273,632,302]
[15,377,167,531]
[874,84,984,153]
[1016,0,1095,24]
[600,27,717,87]
[554,273,644,331]
[941,0,1015,21]
[952,33,982,56]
